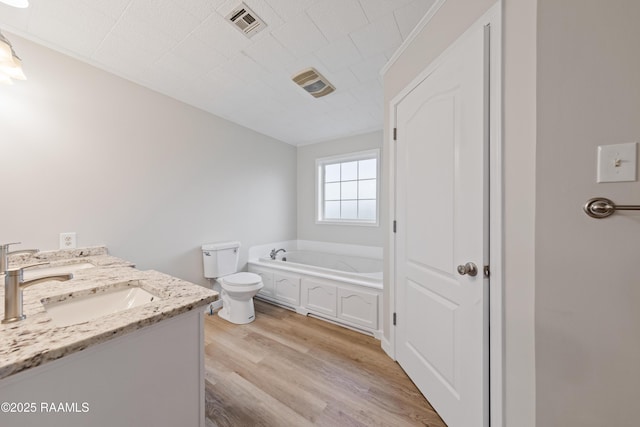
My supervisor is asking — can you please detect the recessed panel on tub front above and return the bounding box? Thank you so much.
[302,278,337,317]
[337,288,378,329]
[249,266,275,297]
[273,272,301,306]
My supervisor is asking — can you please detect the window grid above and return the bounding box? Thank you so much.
[321,157,377,222]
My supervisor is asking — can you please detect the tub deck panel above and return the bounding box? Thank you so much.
[249,256,383,338]
[302,278,337,317]
[273,273,301,306]
[337,288,378,330]
[251,266,275,297]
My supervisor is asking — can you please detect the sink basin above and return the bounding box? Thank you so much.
[23,262,95,280]
[42,285,160,327]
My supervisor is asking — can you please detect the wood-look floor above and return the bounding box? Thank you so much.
[204,300,447,427]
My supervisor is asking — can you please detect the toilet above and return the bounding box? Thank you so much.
[201,241,263,324]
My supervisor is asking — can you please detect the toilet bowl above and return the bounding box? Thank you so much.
[202,241,262,325]
[217,272,263,324]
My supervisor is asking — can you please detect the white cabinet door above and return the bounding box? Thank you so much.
[273,272,300,306]
[249,266,274,297]
[302,279,337,317]
[337,288,378,329]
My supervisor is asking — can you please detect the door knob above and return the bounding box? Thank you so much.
[457,262,478,277]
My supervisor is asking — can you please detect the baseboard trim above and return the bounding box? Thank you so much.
[381,336,394,359]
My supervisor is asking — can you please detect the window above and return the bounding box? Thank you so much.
[316,149,379,225]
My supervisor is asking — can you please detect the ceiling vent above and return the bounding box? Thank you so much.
[292,68,335,98]
[225,3,266,38]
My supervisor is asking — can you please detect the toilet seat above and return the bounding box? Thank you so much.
[222,272,261,287]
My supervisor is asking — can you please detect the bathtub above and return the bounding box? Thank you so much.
[258,250,383,287]
[248,247,383,338]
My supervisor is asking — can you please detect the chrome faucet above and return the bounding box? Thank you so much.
[1,242,39,275]
[2,264,73,324]
[269,248,286,260]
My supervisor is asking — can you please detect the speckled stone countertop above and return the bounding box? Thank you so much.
[0,246,218,380]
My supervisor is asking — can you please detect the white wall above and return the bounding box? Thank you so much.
[383,0,536,425]
[296,131,384,247]
[503,0,537,425]
[536,1,640,425]
[0,34,297,287]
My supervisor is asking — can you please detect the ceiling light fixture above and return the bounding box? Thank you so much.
[292,68,335,98]
[0,0,29,9]
[0,31,26,84]
[0,0,29,8]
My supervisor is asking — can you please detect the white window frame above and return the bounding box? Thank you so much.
[315,149,380,226]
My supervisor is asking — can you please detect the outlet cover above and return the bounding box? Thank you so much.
[59,232,77,249]
[597,142,637,183]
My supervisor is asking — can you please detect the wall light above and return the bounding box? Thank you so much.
[0,0,29,8]
[0,31,26,84]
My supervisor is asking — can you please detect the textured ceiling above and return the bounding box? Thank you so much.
[0,0,434,145]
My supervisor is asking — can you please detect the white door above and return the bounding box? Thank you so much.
[394,23,489,427]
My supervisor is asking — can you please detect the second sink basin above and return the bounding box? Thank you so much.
[23,262,95,280]
[42,284,160,327]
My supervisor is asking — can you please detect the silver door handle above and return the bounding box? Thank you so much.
[457,262,478,277]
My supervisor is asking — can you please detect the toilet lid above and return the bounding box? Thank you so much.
[223,272,262,287]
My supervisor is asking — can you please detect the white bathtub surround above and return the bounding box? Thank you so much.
[258,251,382,285]
[247,240,298,261]
[248,241,383,338]
[297,240,383,259]
[249,240,383,261]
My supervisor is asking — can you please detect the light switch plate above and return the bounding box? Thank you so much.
[597,142,637,183]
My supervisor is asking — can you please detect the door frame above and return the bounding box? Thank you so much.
[384,3,503,426]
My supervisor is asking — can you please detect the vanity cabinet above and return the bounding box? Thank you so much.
[0,310,204,427]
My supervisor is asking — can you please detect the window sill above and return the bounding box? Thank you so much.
[316,219,379,227]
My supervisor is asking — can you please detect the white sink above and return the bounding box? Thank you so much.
[23,262,95,280]
[43,286,160,327]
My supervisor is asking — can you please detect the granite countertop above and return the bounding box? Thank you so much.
[0,247,218,380]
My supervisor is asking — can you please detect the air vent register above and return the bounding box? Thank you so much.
[225,3,266,38]
[292,68,336,98]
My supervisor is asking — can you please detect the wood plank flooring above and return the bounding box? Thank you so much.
[204,300,447,427]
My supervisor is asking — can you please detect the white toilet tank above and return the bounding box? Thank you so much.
[201,241,240,278]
